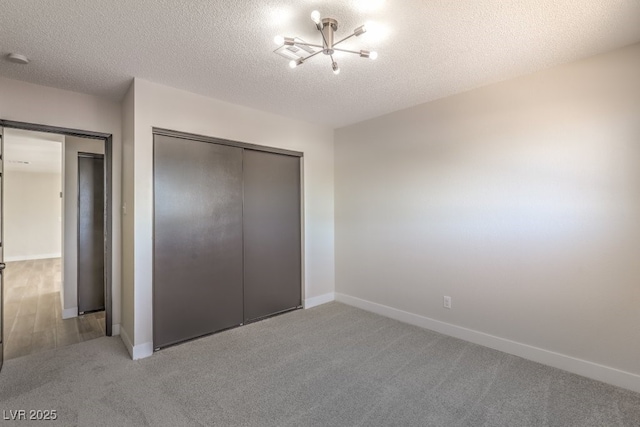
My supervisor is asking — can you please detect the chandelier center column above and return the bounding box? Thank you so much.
[321,18,338,55]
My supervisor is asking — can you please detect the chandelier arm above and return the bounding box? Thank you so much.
[333,33,356,47]
[293,41,324,49]
[300,50,324,61]
[332,47,362,55]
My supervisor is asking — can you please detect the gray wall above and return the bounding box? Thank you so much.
[335,43,640,379]
[61,136,105,317]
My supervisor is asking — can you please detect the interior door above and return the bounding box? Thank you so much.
[243,149,301,322]
[153,135,244,349]
[77,153,105,314]
[0,127,5,371]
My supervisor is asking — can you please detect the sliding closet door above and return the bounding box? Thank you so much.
[77,154,105,314]
[243,149,301,322]
[153,135,243,349]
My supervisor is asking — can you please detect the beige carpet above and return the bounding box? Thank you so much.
[1,302,639,426]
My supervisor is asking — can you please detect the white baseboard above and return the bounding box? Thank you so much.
[119,327,153,360]
[133,342,154,360]
[305,292,335,309]
[5,253,62,262]
[111,323,121,336]
[62,307,78,319]
[335,293,640,394]
[120,327,134,358]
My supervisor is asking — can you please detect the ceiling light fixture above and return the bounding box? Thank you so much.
[6,53,30,64]
[274,10,377,75]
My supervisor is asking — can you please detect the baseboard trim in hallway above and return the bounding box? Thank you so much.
[335,292,640,394]
[4,253,62,262]
[62,307,78,319]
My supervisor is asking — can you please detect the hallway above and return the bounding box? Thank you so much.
[3,258,104,360]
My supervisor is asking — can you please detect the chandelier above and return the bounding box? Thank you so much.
[274,10,378,75]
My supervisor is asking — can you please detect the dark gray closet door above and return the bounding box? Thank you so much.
[153,135,243,349]
[243,150,301,322]
[78,154,105,314]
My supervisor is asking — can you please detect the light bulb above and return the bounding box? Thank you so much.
[289,60,298,69]
[369,51,378,60]
[354,24,367,36]
[311,10,321,24]
[274,35,284,46]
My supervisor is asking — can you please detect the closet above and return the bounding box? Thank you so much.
[77,153,106,314]
[152,131,302,349]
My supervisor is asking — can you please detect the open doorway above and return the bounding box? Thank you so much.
[1,127,108,360]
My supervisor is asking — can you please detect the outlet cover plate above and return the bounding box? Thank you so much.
[444,296,452,309]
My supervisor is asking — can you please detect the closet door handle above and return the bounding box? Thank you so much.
[0,262,5,271]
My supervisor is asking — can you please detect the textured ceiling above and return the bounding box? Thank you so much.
[1,1,640,128]
[4,129,63,174]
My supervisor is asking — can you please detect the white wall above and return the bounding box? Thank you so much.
[122,78,335,358]
[61,136,105,318]
[0,76,122,333]
[335,44,640,392]
[4,171,62,261]
[120,82,135,351]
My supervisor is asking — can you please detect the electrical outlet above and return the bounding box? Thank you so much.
[443,296,452,309]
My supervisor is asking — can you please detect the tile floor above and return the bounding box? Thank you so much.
[2,258,104,360]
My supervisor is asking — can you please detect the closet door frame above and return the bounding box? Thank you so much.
[153,128,303,157]
[0,119,114,338]
[151,128,305,346]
